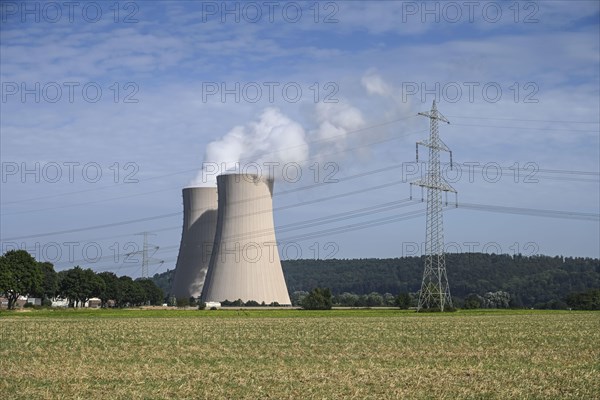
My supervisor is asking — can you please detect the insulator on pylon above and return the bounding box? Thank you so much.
[450,151,453,170]
[416,143,419,162]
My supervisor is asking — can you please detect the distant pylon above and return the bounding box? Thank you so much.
[135,232,159,279]
[411,100,457,311]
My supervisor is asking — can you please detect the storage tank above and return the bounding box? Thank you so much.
[170,187,218,299]
[201,174,291,305]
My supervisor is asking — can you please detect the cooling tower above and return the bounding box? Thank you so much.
[201,174,291,305]
[171,187,218,299]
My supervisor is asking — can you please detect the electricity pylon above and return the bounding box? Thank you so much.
[134,232,160,278]
[411,100,457,311]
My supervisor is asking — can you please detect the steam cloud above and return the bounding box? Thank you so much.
[191,108,308,186]
[190,72,400,187]
[311,102,366,154]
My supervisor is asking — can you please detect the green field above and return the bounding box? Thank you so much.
[1,309,599,399]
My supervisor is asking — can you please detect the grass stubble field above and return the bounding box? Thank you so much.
[0,309,598,399]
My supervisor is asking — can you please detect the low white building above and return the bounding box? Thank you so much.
[205,301,221,309]
[87,298,101,308]
[26,297,41,306]
[51,298,69,307]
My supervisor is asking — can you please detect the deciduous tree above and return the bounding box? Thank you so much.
[301,287,332,310]
[33,262,58,302]
[0,250,43,309]
[97,272,120,307]
[58,266,104,307]
[136,278,164,306]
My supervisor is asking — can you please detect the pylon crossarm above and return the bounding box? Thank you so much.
[417,140,451,153]
[411,180,456,193]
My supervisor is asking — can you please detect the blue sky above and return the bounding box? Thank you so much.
[1,1,599,277]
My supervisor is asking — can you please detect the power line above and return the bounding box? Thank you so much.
[7,113,596,207]
[0,128,425,216]
[3,155,598,218]
[51,199,421,268]
[2,114,419,205]
[64,198,599,274]
[457,202,599,221]
[1,167,414,241]
[51,199,415,265]
[2,212,181,241]
[3,119,598,217]
[450,122,598,133]
[219,198,419,242]
[77,209,431,274]
[6,170,598,243]
[1,187,177,216]
[446,115,600,124]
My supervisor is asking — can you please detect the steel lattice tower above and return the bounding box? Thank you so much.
[135,232,160,279]
[411,100,456,311]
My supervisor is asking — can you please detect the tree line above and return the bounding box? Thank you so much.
[0,250,163,309]
[5,249,597,310]
[150,253,599,309]
[282,254,599,308]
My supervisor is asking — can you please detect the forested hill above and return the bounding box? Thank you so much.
[152,253,600,307]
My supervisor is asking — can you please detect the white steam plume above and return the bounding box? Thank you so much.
[190,71,399,188]
[310,102,366,160]
[361,69,413,117]
[191,107,308,186]
[361,70,392,97]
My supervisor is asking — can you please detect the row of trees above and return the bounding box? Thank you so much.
[300,288,598,310]
[564,289,600,310]
[281,254,600,307]
[463,291,512,309]
[184,287,598,311]
[67,269,163,308]
[213,299,283,307]
[0,250,163,309]
[171,297,283,308]
[151,254,599,309]
[291,290,412,308]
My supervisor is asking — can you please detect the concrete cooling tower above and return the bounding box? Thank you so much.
[201,174,291,305]
[171,187,218,299]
